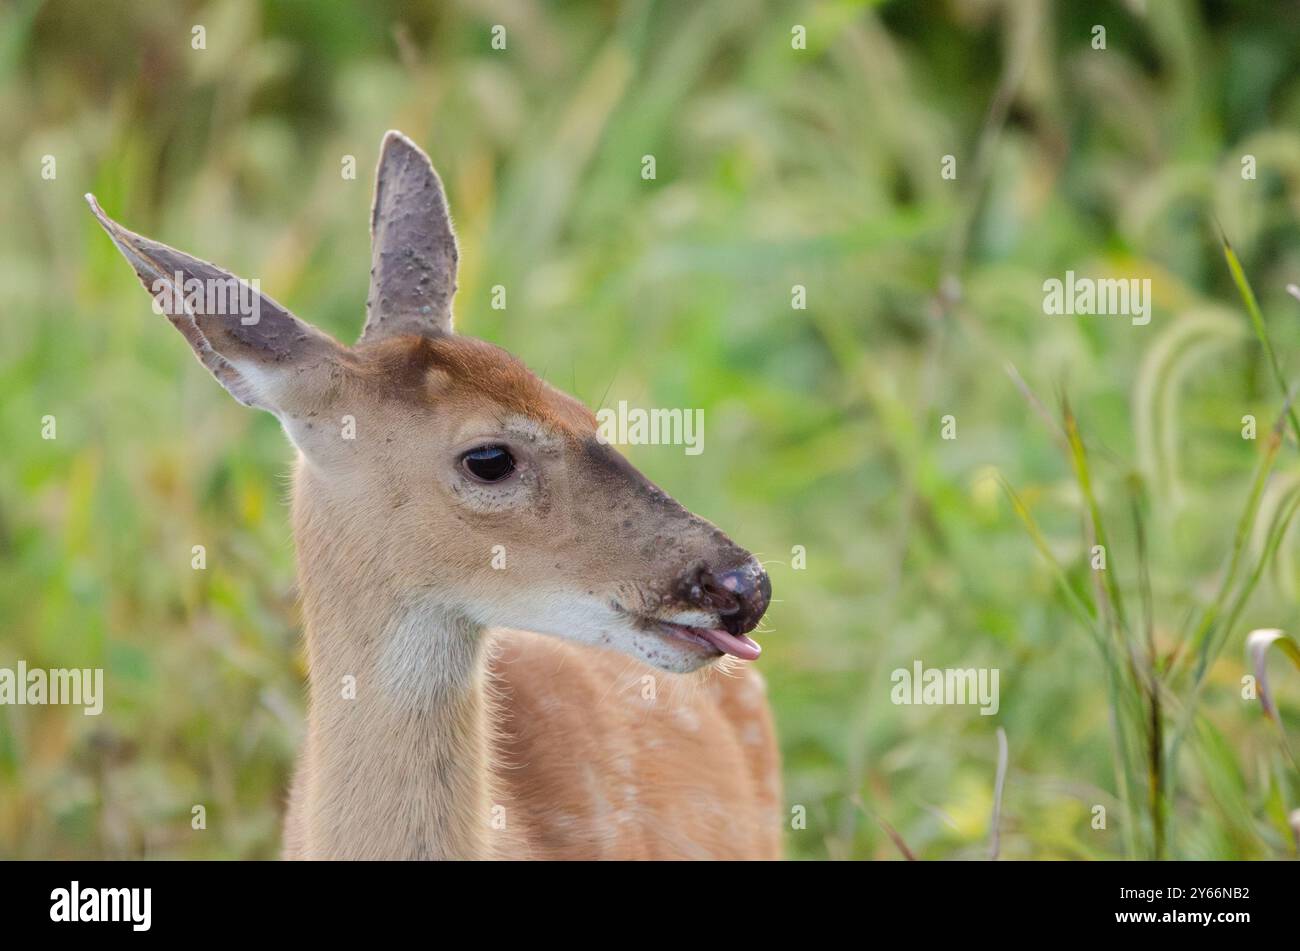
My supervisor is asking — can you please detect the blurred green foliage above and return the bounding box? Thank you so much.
[2,0,1300,859]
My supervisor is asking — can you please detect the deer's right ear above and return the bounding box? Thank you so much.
[86,194,344,417]
[359,131,459,344]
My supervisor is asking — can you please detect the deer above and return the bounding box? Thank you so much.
[86,131,781,860]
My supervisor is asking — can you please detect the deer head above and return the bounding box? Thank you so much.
[87,131,770,675]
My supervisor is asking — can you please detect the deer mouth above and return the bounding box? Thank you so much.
[655,621,762,661]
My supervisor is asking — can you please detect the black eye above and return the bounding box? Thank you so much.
[461,445,516,483]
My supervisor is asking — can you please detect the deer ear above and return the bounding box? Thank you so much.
[86,194,343,416]
[359,131,459,344]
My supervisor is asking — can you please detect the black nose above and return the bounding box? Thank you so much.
[679,561,771,636]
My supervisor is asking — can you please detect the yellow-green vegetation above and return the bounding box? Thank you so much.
[2,0,1300,859]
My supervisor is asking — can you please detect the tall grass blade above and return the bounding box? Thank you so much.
[989,726,1008,860]
[1221,230,1300,445]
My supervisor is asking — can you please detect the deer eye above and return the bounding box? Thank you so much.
[461,445,516,483]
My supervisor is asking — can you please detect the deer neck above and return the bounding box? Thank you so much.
[291,467,494,859]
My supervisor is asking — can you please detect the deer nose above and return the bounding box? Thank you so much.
[680,560,771,636]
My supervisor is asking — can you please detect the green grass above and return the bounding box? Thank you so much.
[3,0,1300,860]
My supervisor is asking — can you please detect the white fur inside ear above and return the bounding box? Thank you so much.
[217,357,280,412]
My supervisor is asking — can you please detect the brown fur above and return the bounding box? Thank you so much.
[487,632,781,859]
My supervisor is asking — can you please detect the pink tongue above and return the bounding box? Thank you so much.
[699,627,762,660]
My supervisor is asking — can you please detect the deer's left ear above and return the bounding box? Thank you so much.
[359,131,459,344]
[86,194,344,417]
